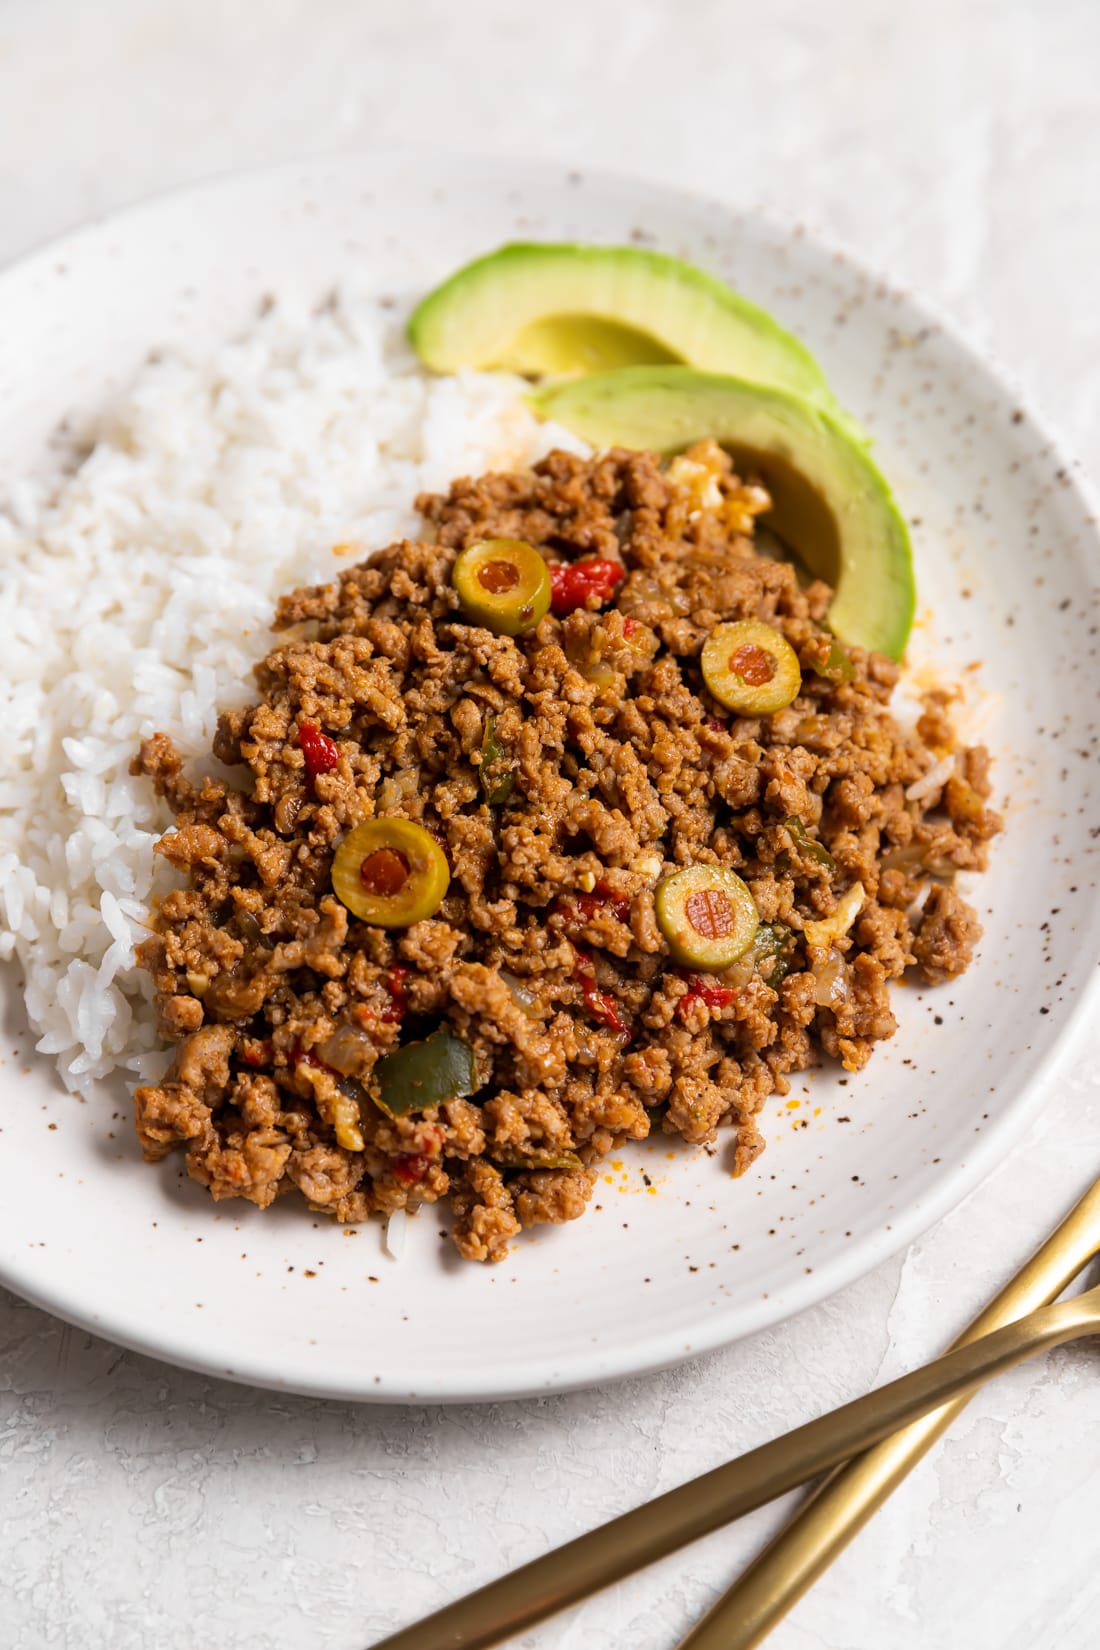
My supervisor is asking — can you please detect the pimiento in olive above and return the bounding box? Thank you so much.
[452,538,552,636]
[700,619,802,716]
[331,818,450,927]
[654,864,759,971]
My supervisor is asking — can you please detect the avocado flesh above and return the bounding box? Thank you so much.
[409,242,846,418]
[529,366,914,660]
[499,313,681,374]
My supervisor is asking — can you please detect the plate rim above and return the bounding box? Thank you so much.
[2,148,1099,1402]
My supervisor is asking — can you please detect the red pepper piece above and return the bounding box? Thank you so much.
[557,885,632,928]
[677,972,736,1019]
[549,558,625,617]
[622,616,640,637]
[593,879,632,921]
[573,948,632,1042]
[294,1045,327,1070]
[297,719,340,778]
[578,882,632,923]
[240,1037,274,1068]
[383,964,409,1024]
[288,1040,337,1073]
[391,1152,432,1185]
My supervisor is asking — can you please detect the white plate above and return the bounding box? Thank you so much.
[1,153,1098,1402]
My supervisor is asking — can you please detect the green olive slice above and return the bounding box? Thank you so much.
[655,864,759,971]
[452,539,552,636]
[701,619,802,716]
[331,818,450,927]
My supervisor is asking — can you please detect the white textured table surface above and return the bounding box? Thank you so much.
[2,3,1099,1646]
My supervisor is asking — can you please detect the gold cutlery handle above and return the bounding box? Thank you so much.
[370,1286,1100,1650]
[675,1177,1100,1650]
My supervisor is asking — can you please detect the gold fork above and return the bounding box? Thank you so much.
[369,1175,1100,1650]
[674,1173,1100,1648]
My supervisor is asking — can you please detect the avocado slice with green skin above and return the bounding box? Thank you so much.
[408,242,847,419]
[529,366,914,660]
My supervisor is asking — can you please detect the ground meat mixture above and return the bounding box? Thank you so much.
[132,444,1001,1261]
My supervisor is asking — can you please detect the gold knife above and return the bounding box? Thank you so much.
[370,1175,1100,1650]
[676,1173,1100,1649]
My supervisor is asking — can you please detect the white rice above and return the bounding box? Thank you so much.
[0,292,586,1096]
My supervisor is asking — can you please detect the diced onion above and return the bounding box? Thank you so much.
[667,453,724,511]
[812,947,849,1008]
[319,1023,375,1076]
[500,970,539,1017]
[630,853,664,882]
[331,1098,365,1154]
[583,660,617,687]
[905,755,955,803]
[803,882,866,951]
[383,1207,407,1260]
[572,1022,597,1063]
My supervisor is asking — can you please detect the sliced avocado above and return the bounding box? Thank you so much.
[409,242,846,418]
[529,366,914,659]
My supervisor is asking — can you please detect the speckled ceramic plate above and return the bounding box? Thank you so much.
[1,153,1098,1402]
